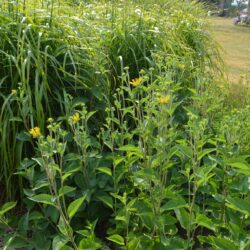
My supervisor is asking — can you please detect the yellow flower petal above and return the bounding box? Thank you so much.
[29,127,41,138]
[130,77,142,87]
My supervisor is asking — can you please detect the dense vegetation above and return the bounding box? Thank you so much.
[0,0,249,249]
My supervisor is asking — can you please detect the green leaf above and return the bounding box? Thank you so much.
[227,162,250,176]
[198,148,216,160]
[78,238,102,250]
[174,208,190,230]
[29,211,44,221]
[139,212,155,229]
[86,111,97,122]
[67,194,86,220]
[0,201,17,216]
[96,194,113,209]
[58,216,71,237]
[196,214,217,232]
[226,197,250,216]
[198,236,237,250]
[161,197,187,212]
[32,157,46,168]
[177,144,192,158]
[3,235,29,250]
[28,194,56,206]
[59,186,76,197]
[118,145,143,157]
[228,162,250,170]
[106,234,125,246]
[52,235,69,250]
[96,167,112,176]
[16,131,30,141]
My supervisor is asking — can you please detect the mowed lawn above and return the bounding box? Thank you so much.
[209,17,250,84]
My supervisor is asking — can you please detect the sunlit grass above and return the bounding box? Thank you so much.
[209,17,250,84]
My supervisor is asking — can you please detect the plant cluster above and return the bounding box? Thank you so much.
[0,0,249,249]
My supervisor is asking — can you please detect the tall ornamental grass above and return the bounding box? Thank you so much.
[0,0,220,201]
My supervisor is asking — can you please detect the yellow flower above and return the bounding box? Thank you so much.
[70,113,80,123]
[11,89,17,95]
[219,84,225,89]
[158,95,171,105]
[130,77,142,87]
[29,127,41,138]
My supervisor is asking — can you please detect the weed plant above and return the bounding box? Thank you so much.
[0,0,249,249]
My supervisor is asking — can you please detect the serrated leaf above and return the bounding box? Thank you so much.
[106,234,125,246]
[28,194,56,206]
[0,201,17,216]
[67,194,86,220]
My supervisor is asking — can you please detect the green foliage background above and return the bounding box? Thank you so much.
[0,0,249,249]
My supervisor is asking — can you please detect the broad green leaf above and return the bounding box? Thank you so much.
[32,179,49,191]
[59,186,76,197]
[67,194,86,220]
[118,145,143,157]
[196,214,217,232]
[197,148,216,160]
[228,162,250,170]
[0,201,17,216]
[128,237,141,250]
[28,194,56,206]
[174,208,190,230]
[110,193,126,205]
[86,111,97,121]
[16,131,30,141]
[58,216,70,237]
[64,153,81,162]
[78,238,102,250]
[61,246,74,250]
[29,211,44,221]
[96,194,113,209]
[96,167,112,176]
[106,234,125,246]
[139,212,155,229]
[227,162,250,176]
[3,235,29,250]
[177,144,192,158]
[161,197,187,212]
[198,236,237,250]
[226,197,250,216]
[52,235,69,250]
[32,157,45,168]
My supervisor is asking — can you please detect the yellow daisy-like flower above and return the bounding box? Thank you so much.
[70,113,80,123]
[130,77,142,87]
[29,127,41,138]
[158,95,171,105]
[11,89,17,95]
